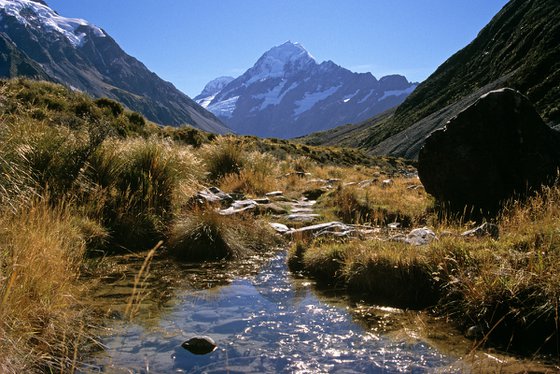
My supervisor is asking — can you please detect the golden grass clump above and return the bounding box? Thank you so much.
[219,151,280,196]
[0,200,89,373]
[321,177,431,226]
[201,136,246,182]
[79,137,202,249]
[168,207,281,262]
[292,238,438,308]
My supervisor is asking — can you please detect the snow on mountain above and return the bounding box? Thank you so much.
[379,85,418,101]
[198,41,417,138]
[294,85,341,117]
[0,0,229,133]
[0,0,105,47]
[207,96,239,118]
[245,41,315,84]
[195,76,234,108]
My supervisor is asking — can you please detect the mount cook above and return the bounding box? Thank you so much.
[196,41,417,138]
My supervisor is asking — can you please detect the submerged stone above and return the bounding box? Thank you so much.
[181,336,217,355]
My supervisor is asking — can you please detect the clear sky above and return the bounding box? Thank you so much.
[48,0,509,98]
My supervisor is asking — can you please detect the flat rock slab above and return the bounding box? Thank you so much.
[269,222,292,234]
[287,213,321,222]
[286,221,380,238]
[265,191,283,197]
[290,207,314,213]
[194,187,234,205]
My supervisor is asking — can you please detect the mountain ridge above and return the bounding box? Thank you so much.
[0,0,229,133]
[197,41,417,138]
[302,0,560,158]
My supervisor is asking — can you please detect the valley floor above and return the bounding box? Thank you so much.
[1,79,559,372]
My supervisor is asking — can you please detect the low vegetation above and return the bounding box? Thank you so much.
[290,183,560,354]
[319,177,430,226]
[2,78,559,370]
[0,78,410,372]
[168,207,279,261]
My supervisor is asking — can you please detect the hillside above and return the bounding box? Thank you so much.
[0,0,229,133]
[302,0,560,158]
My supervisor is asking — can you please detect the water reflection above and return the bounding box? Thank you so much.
[87,250,467,373]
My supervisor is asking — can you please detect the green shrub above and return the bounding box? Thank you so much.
[127,111,146,128]
[94,97,124,117]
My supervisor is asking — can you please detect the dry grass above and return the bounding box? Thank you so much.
[0,199,89,373]
[320,176,431,226]
[168,206,282,262]
[219,151,280,196]
[200,136,246,182]
[79,137,203,249]
[292,183,560,353]
[294,239,437,308]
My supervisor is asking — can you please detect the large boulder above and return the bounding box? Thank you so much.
[418,88,560,213]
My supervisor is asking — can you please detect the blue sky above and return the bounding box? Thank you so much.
[48,0,509,97]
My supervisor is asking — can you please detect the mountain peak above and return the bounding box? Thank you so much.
[262,41,315,63]
[245,41,316,83]
[0,0,106,47]
[194,76,235,107]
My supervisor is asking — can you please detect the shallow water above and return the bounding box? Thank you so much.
[84,250,533,373]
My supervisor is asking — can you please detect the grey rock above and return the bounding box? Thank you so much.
[462,222,499,239]
[287,213,321,222]
[231,199,259,209]
[391,227,437,246]
[195,187,234,205]
[265,191,284,197]
[289,221,379,238]
[269,222,292,234]
[218,204,256,216]
[253,197,271,204]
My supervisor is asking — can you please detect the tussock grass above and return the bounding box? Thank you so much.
[292,239,437,308]
[293,183,560,353]
[219,151,280,196]
[168,207,280,261]
[79,138,202,249]
[0,199,89,373]
[201,136,245,182]
[321,177,431,226]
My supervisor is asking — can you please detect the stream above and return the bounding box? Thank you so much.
[84,249,535,373]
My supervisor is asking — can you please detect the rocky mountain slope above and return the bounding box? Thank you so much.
[0,0,229,133]
[197,41,417,138]
[302,0,560,159]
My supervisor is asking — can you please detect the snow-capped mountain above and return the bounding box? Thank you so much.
[0,0,229,133]
[197,41,417,138]
[194,76,234,108]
